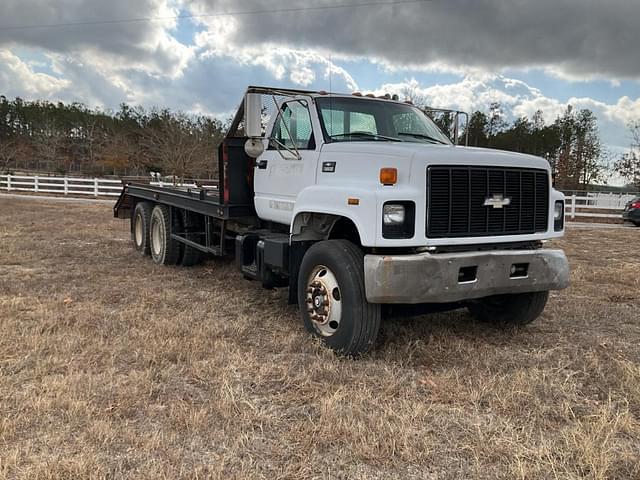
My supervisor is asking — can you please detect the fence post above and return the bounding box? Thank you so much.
[64,177,68,195]
[7,174,11,192]
[571,194,576,219]
[94,178,99,197]
[34,175,39,193]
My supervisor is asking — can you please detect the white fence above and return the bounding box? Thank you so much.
[1,174,123,197]
[564,193,633,221]
[0,174,210,198]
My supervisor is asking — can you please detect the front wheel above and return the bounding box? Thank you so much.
[467,291,549,326]
[298,240,381,356]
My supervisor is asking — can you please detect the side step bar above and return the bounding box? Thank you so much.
[170,233,222,256]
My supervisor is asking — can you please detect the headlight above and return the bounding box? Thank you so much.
[382,202,415,239]
[554,201,564,231]
[554,201,564,220]
[383,204,405,225]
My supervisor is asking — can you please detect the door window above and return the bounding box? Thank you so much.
[272,101,315,149]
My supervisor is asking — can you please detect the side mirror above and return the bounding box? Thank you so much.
[244,93,262,138]
[244,138,265,158]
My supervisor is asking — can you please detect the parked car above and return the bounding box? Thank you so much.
[622,197,640,226]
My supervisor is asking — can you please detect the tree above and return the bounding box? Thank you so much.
[139,110,217,181]
[465,111,489,147]
[614,121,640,189]
[400,84,428,107]
[0,137,26,173]
[551,106,605,189]
[427,111,455,140]
[32,115,71,174]
[486,102,507,144]
[574,109,605,187]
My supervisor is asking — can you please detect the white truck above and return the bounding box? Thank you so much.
[115,86,569,356]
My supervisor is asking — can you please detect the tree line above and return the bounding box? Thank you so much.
[0,96,225,179]
[1,94,639,189]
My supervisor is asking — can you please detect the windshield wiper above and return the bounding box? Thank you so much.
[397,132,448,144]
[329,132,402,142]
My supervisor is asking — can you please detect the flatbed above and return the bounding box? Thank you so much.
[115,182,254,220]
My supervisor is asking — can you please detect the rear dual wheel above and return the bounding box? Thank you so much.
[174,210,205,267]
[132,202,152,255]
[131,202,204,267]
[149,205,181,265]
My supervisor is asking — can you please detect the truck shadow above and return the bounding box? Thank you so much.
[376,305,537,368]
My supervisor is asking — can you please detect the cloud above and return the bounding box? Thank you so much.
[0,0,194,78]
[185,0,640,81]
[0,49,70,97]
[194,22,358,92]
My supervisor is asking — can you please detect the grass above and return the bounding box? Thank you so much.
[0,197,639,479]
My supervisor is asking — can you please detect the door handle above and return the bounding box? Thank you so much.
[256,159,268,169]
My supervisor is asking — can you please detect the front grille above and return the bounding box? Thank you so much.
[427,166,549,238]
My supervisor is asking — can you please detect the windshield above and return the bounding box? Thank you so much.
[316,96,451,145]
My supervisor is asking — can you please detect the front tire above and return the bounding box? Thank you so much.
[467,290,549,326]
[298,240,381,356]
[149,205,181,266]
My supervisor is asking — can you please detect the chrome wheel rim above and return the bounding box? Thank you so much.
[306,265,342,337]
[134,213,143,247]
[151,216,163,256]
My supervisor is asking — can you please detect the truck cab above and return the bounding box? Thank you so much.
[116,86,570,356]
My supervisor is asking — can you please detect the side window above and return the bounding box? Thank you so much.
[273,101,315,150]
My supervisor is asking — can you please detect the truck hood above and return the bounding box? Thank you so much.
[320,141,550,171]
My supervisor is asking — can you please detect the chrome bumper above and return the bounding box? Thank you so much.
[364,249,570,304]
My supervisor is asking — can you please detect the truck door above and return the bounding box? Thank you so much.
[253,98,320,225]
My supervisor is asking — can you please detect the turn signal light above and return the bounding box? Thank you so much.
[379,168,398,185]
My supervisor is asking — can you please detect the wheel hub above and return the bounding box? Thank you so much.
[305,266,342,336]
[308,282,330,324]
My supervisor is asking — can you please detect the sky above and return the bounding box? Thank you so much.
[1,0,639,167]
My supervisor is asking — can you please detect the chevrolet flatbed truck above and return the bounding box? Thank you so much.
[114,86,570,356]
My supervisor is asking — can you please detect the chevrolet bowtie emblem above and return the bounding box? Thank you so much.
[483,194,511,209]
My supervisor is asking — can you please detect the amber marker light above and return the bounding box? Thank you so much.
[379,168,398,185]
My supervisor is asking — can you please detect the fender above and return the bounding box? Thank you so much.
[291,184,378,246]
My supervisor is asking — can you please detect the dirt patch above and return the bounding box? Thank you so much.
[1,198,639,479]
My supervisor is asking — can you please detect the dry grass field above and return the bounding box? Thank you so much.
[1,196,639,479]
